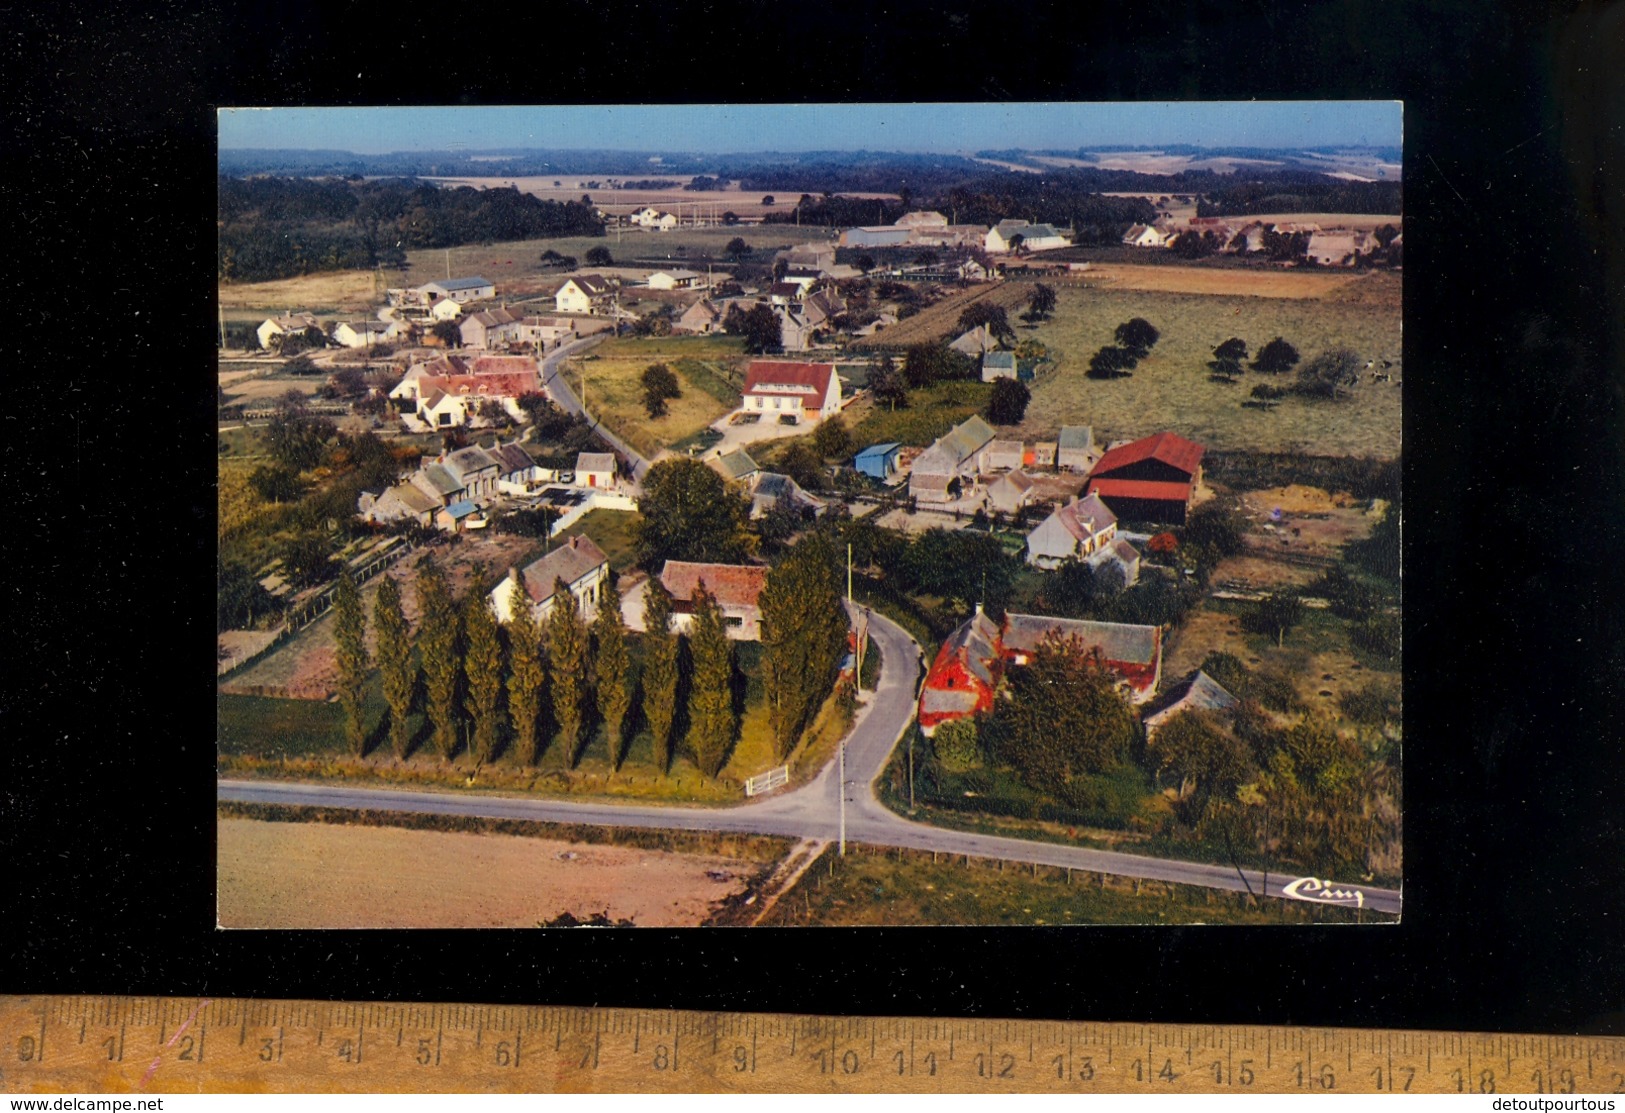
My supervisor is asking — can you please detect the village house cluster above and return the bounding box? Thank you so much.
[1122,215,1400,266]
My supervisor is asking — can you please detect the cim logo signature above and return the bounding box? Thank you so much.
[1281,876,1366,908]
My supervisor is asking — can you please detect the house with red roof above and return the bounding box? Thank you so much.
[1084,431,1205,525]
[917,606,1163,737]
[740,360,842,425]
[623,561,772,641]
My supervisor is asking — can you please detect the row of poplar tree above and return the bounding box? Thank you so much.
[328,534,851,778]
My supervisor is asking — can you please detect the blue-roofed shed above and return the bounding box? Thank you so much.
[853,442,903,480]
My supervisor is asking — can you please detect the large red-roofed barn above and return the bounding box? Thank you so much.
[1084,431,1205,524]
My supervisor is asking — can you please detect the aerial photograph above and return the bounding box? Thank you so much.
[216,102,1403,928]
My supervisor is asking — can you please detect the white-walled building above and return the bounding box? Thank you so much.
[739,360,842,425]
[490,535,611,625]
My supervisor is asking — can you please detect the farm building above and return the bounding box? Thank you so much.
[1121,224,1171,248]
[709,448,761,485]
[749,472,826,520]
[574,452,617,489]
[852,442,903,481]
[895,211,948,229]
[362,481,439,527]
[417,277,496,305]
[435,499,485,533]
[438,445,502,501]
[410,463,465,507]
[555,275,616,315]
[1143,669,1240,741]
[1305,230,1376,267]
[777,243,838,273]
[1025,492,1120,569]
[647,270,702,290]
[986,469,1036,515]
[491,535,611,625]
[1085,431,1205,525]
[675,299,724,334]
[986,220,1069,254]
[983,439,1024,472]
[839,225,914,249]
[950,325,997,358]
[909,414,997,502]
[1057,425,1096,471]
[1031,440,1057,469]
[981,351,1020,382]
[918,606,1163,736]
[740,360,842,425]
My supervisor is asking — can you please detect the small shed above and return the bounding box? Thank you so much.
[1058,425,1096,472]
[986,470,1036,515]
[853,442,903,481]
[981,351,1019,382]
[574,452,617,489]
[983,439,1024,472]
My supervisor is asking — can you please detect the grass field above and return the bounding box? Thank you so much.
[565,335,748,458]
[847,380,994,449]
[757,843,1389,925]
[217,817,763,927]
[1017,276,1402,457]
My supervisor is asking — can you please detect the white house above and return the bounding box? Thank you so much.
[1057,425,1096,471]
[574,451,617,489]
[986,219,1069,254]
[332,320,390,348]
[256,312,321,351]
[983,439,1025,472]
[986,469,1036,516]
[675,299,723,334]
[458,307,525,350]
[908,414,997,502]
[647,269,702,290]
[1122,224,1171,248]
[490,535,611,625]
[428,298,465,323]
[739,360,842,425]
[1025,493,1120,569]
[555,275,616,315]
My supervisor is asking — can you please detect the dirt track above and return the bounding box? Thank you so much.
[217,819,756,928]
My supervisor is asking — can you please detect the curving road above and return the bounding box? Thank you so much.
[219,604,1400,916]
[539,333,660,482]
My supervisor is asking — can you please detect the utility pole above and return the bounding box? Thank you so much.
[445,248,451,280]
[838,735,846,857]
[218,299,227,351]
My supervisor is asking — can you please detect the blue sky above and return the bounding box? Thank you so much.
[218,102,1401,154]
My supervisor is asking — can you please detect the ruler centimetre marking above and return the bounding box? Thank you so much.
[1,996,1622,1094]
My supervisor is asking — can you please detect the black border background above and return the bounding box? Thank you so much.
[7,1,1622,1037]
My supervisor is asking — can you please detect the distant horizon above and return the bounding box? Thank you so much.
[218,103,1401,156]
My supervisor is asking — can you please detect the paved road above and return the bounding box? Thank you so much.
[219,604,1400,916]
[539,334,660,482]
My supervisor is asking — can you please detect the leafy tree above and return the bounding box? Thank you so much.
[1245,592,1304,647]
[932,717,982,772]
[415,562,462,760]
[463,583,505,763]
[505,573,547,764]
[812,415,852,459]
[867,353,908,411]
[685,584,735,777]
[373,575,415,759]
[1181,501,1248,560]
[217,560,275,631]
[1281,714,1360,797]
[724,302,782,355]
[985,378,1031,425]
[725,237,751,261]
[431,319,462,347]
[1214,337,1248,362]
[332,570,370,756]
[584,245,613,267]
[634,458,752,568]
[778,441,825,492]
[642,387,669,419]
[265,398,336,471]
[1250,383,1287,409]
[640,362,682,420]
[1027,282,1058,320]
[640,578,680,772]
[957,302,1015,346]
[1154,709,1252,809]
[1296,346,1363,400]
[1252,336,1300,375]
[1087,345,1134,379]
[249,463,302,503]
[1114,317,1160,356]
[855,254,877,275]
[901,528,1015,613]
[592,577,633,770]
[1350,611,1401,661]
[990,634,1136,786]
[281,533,336,589]
[902,341,974,387]
[721,211,739,226]
[759,533,849,759]
[761,195,775,206]
[1036,558,1098,618]
[547,577,590,765]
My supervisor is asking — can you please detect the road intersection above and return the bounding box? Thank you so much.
[219,605,1401,917]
